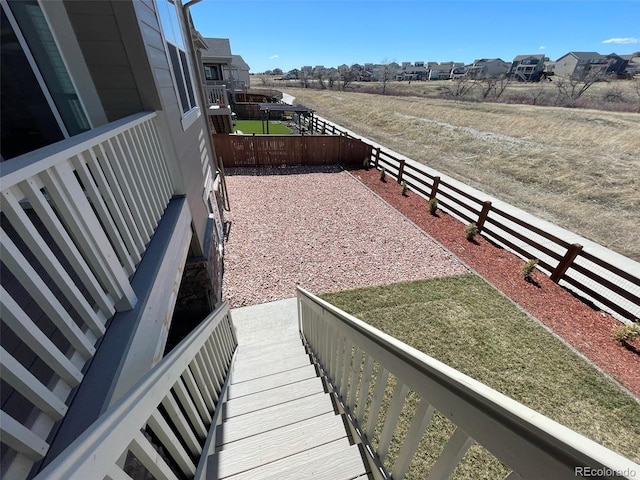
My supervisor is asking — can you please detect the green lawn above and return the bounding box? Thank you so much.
[319,275,640,479]
[234,120,292,134]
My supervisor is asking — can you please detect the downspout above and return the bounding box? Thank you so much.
[181,0,230,211]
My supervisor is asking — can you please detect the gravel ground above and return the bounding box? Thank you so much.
[222,166,469,307]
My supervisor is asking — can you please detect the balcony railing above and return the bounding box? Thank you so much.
[204,84,231,111]
[31,302,237,479]
[297,287,640,479]
[0,112,174,475]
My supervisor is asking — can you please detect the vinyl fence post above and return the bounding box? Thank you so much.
[476,201,492,232]
[551,243,583,283]
[429,176,440,201]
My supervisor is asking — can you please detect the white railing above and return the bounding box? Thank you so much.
[0,112,174,472]
[32,302,237,480]
[204,85,230,109]
[297,287,640,480]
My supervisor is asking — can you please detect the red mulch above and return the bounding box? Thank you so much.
[352,168,640,400]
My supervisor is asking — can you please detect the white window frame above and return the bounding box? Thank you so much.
[156,0,201,130]
[1,0,89,139]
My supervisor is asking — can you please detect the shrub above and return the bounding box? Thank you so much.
[401,180,408,196]
[379,167,386,182]
[464,223,479,241]
[521,258,539,281]
[363,157,370,169]
[428,198,438,216]
[611,323,640,343]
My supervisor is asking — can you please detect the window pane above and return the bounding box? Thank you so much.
[8,0,90,136]
[179,50,195,108]
[168,43,189,113]
[1,8,63,160]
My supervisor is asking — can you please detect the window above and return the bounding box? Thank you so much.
[204,65,222,81]
[157,0,197,114]
[1,0,90,160]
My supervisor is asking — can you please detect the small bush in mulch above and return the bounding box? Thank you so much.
[379,167,386,182]
[612,324,640,355]
[520,258,539,282]
[401,180,408,196]
[464,222,479,241]
[428,198,438,216]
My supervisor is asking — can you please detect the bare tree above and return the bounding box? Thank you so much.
[441,77,476,99]
[479,74,510,100]
[554,69,603,106]
[633,78,640,112]
[379,59,396,95]
[528,82,548,105]
[337,66,356,91]
[299,69,309,89]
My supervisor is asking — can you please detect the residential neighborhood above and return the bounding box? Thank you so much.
[266,51,640,82]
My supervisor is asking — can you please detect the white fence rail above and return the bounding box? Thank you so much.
[32,302,237,480]
[0,112,174,472]
[297,287,640,480]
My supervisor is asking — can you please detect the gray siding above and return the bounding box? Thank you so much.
[64,1,145,120]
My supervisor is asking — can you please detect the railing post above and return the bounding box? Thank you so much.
[374,148,380,169]
[476,201,492,233]
[550,243,583,283]
[397,159,405,184]
[429,176,440,201]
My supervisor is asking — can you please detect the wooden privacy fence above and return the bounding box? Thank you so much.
[309,116,640,323]
[213,134,371,168]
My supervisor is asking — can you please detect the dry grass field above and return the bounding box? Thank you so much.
[282,86,640,262]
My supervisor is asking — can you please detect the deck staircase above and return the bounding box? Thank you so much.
[206,298,369,479]
[32,290,640,479]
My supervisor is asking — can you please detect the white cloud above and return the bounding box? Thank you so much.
[269,54,280,60]
[602,37,638,44]
[538,46,546,50]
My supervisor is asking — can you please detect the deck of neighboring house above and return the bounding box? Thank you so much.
[208,298,368,479]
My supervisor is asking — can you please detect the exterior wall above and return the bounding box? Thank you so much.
[64,1,151,121]
[66,0,216,252]
[555,54,578,78]
[0,1,221,476]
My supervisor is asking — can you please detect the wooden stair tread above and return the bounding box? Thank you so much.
[227,364,317,400]
[216,392,333,446]
[220,438,366,480]
[210,412,351,478]
[230,354,311,384]
[223,376,324,419]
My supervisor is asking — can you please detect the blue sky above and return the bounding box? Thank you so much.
[189,1,640,73]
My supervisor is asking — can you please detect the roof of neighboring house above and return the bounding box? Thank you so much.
[472,58,506,66]
[512,54,545,62]
[231,55,250,71]
[202,38,233,61]
[431,62,454,70]
[557,51,603,61]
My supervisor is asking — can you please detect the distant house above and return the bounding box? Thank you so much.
[231,54,251,87]
[201,38,249,90]
[428,62,455,80]
[509,54,546,81]
[398,61,428,81]
[466,58,511,79]
[621,52,640,76]
[603,53,630,78]
[554,52,608,79]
